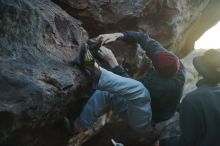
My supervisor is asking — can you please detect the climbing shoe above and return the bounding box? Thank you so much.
[73,43,95,75]
[64,117,87,135]
[64,117,75,135]
[87,39,102,59]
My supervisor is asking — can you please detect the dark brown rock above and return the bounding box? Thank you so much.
[0,0,88,145]
[54,0,220,57]
[1,0,220,146]
[0,1,147,145]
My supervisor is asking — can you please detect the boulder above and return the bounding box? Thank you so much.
[0,0,88,145]
[181,49,207,97]
[0,1,144,145]
[54,0,220,57]
[1,0,220,146]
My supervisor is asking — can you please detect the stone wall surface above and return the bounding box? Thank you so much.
[54,0,220,57]
[0,0,220,146]
[0,0,89,145]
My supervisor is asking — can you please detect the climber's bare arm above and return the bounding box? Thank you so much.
[98,46,119,68]
[97,33,124,45]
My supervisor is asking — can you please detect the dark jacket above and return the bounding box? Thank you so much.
[112,31,186,122]
[176,79,220,146]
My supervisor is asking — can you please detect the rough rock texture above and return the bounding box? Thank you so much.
[181,49,207,97]
[0,1,145,145]
[1,0,220,146]
[83,112,180,146]
[0,0,89,145]
[54,0,220,57]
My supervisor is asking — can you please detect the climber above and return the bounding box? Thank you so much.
[97,31,186,123]
[67,31,186,140]
[160,49,220,146]
[68,43,152,134]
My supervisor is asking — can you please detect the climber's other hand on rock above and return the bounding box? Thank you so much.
[98,46,119,68]
[97,33,124,45]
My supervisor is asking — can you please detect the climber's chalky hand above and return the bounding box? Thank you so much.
[97,33,124,45]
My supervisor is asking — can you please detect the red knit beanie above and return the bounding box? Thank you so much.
[156,52,180,77]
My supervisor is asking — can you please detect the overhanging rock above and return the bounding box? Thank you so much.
[54,0,220,57]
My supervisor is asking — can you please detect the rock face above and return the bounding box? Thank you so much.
[54,0,220,57]
[181,49,207,97]
[1,0,220,146]
[0,1,144,145]
[0,0,89,145]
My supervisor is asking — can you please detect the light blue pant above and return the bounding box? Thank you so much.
[78,68,152,133]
